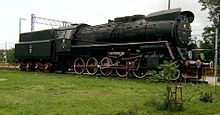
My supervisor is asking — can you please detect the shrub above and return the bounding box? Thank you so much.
[199,92,214,103]
[147,61,179,82]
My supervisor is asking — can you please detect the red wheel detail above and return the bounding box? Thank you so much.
[86,57,99,75]
[35,63,39,69]
[17,62,24,71]
[132,61,148,78]
[116,60,128,78]
[100,57,113,76]
[74,58,85,74]
[133,67,148,78]
[44,63,53,72]
[35,62,41,71]
[25,62,33,71]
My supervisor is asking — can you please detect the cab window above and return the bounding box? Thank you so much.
[65,30,72,39]
[57,31,65,38]
[56,30,72,39]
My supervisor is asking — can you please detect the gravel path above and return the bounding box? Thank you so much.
[206,76,220,85]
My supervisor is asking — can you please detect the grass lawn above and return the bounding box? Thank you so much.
[0,70,220,115]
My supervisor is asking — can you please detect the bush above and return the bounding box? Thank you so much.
[147,61,179,82]
[199,92,214,103]
[158,61,179,81]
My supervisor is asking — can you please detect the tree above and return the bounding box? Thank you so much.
[198,0,220,61]
[0,50,4,62]
[7,47,15,63]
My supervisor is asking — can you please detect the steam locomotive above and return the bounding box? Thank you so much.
[15,8,212,78]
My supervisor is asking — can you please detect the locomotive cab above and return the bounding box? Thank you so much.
[55,25,78,53]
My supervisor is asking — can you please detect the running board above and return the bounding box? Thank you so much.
[71,41,169,48]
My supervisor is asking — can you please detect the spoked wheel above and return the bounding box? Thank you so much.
[17,62,24,71]
[74,58,85,74]
[133,67,149,78]
[116,60,128,78]
[44,63,53,73]
[35,62,41,72]
[86,57,99,75]
[25,62,33,71]
[100,57,113,76]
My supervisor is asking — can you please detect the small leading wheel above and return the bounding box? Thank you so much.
[133,67,149,79]
[74,58,85,74]
[86,57,99,75]
[116,60,128,78]
[100,57,113,76]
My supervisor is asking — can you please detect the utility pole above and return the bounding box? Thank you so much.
[1,49,3,63]
[4,42,7,63]
[168,0,170,10]
[31,14,35,32]
[214,15,219,92]
[19,17,26,34]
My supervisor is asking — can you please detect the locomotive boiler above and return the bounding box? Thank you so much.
[15,8,212,79]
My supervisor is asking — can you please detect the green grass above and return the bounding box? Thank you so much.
[0,70,220,115]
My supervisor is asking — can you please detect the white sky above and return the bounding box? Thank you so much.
[0,0,211,49]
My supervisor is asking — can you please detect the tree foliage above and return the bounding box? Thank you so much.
[7,47,15,63]
[148,61,179,82]
[0,48,15,63]
[198,0,220,61]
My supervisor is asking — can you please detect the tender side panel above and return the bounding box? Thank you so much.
[15,40,53,60]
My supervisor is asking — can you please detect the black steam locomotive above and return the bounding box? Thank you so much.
[15,8,212,78]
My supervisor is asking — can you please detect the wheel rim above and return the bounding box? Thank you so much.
[74,58,85,74]
[100,57,113,76]
[35,62,40,71]
[116,60,128,78]
[25,63,32,71]
[44,63,52,72]
[133,67,148,78]
[86,57,99,75]
[116,69,128,78]
[35,63,39,69]
[17,62,23,71]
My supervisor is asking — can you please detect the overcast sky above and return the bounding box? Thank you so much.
[0,0,210,49]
